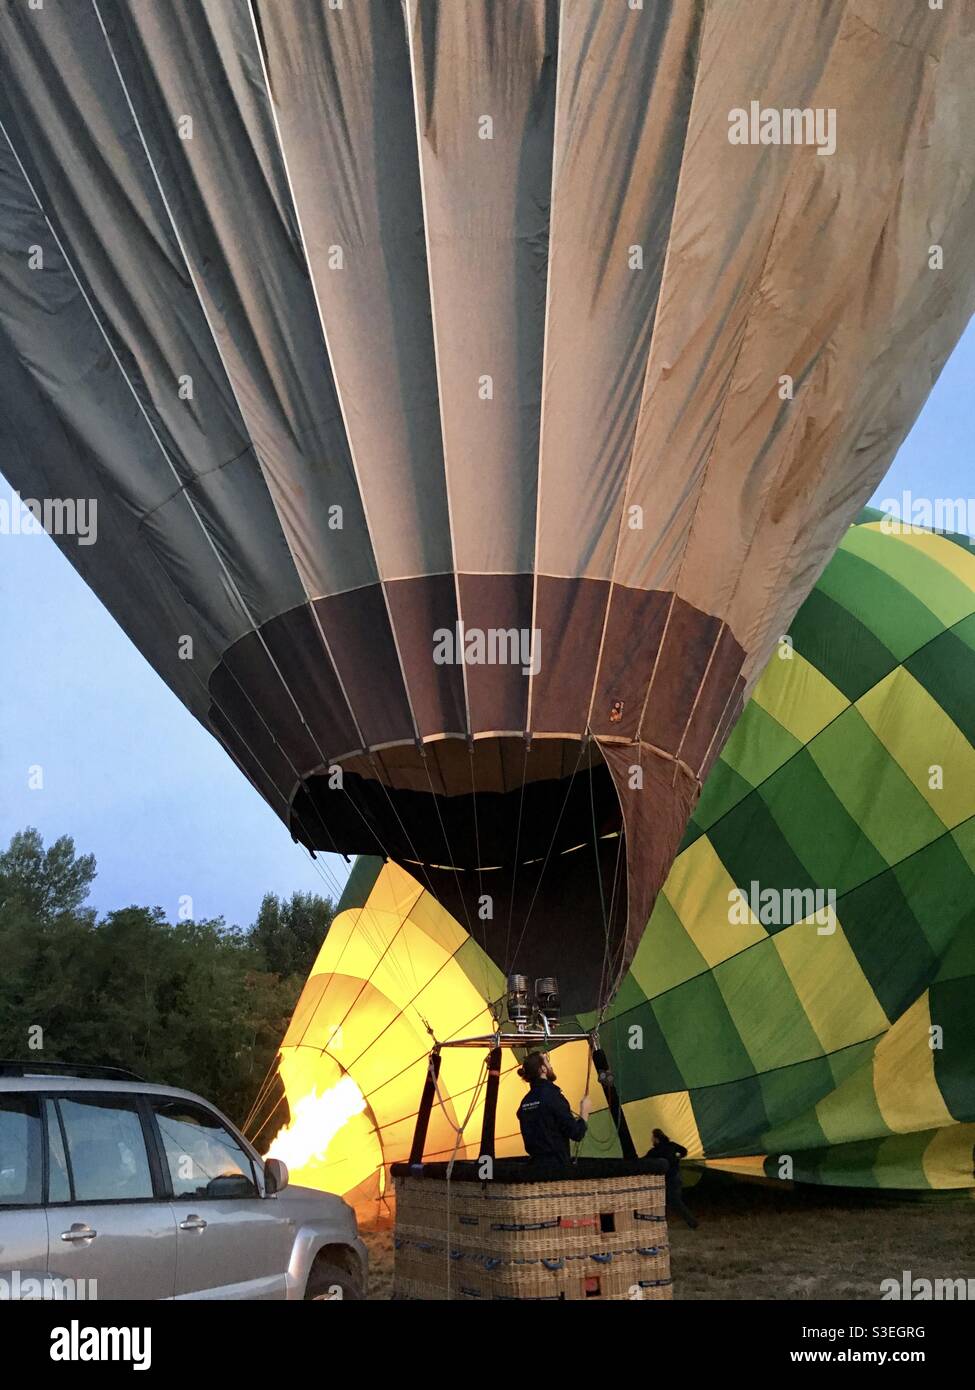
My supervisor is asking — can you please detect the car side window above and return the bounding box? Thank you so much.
[57,1096,154,1202]
[150,1100,258,1201]
[0,1094,42,1207]
[44,1099,71,1204]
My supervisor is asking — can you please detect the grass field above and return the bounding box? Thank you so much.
[361,1180,974,1300]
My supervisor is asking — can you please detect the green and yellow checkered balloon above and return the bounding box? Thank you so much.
[584,511,975,1189]
[271,513,975,1200]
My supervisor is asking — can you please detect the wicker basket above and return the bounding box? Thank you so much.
[392,1162,671,1301]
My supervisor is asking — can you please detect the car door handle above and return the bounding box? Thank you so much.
[61,1224,97,1242]
[179,1215,208,1231]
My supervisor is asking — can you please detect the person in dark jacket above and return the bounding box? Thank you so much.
[516,1051,590,1167]
[645,1128,698,1228]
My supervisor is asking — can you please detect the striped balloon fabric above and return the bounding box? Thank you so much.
[5,3,975,1007]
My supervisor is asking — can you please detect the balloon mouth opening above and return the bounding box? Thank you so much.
[291,736,628,1013]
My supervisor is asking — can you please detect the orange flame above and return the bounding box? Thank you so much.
[265,1075,367,1173]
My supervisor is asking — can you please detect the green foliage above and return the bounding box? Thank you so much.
[250,889,335,978]
[0,828,334,1128]
[0,827,96,920]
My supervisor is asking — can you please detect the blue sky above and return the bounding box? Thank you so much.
[1,320,972,927]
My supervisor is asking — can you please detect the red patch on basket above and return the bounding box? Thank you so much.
[584,1277,602,1297]
[559,1216,597,1228]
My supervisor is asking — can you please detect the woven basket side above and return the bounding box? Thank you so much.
[392,1172,672,1301]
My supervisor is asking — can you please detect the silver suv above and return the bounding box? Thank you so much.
[0,1063,367,1300]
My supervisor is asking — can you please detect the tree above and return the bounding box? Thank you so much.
[0,827,96,920]
[250,890,335,979]
[0,828,322,1128]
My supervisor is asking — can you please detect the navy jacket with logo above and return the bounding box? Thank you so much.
[516,1078,587,1166]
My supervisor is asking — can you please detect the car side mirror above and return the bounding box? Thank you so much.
[265,1157,289,1195]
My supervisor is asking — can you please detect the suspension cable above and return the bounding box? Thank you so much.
[507,740,587,972]
[503,737,531,981]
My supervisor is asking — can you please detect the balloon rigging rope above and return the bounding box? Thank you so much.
[298,812,514,1086]
[507,741,587,974]
[251,732,597,1139]
[246,747,498,1139]
[596,811,627,1022]
[367,754,452,906]
[239,836,348,1129]
[285,778,475,1100]
[285,752,454,1047]
[222,694,516,1139]
[313,995,495,1162]
[303,898,423,1063]
[421,755,477,941]
[434,1057,489,1301]
[604,910,633,1010]
[587,736,612,1014]
[596,736,638,1017]
[242,892,410,1144]
[244,1061,289,1140]
[245,973,485,1149]
[234,758,372,1140]
[246,870,433,1143]
[468,744,496,1008]
[344,997,486,1097]
[503,739,532,981]
[571,1046,595,1164]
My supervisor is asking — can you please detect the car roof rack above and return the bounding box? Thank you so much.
[0,1060,144,1081]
